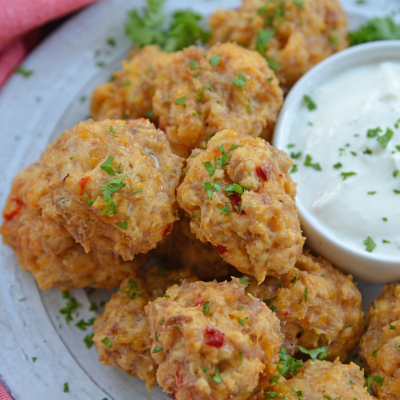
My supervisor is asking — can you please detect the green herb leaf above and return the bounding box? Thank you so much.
[290,164,298,173]
[83,195,95,208]
[83,333,94,348]
[367,127,382,138]
[15,66,34,77]
[240,277,250,285]
[176,96,186,108]
[291,152,302,159]
[101,336,112,348]
[201,180,222,200]
[266,56,280,71]
[60,297,81,323]
[100,156,115,176]
[364,236,376,252]
[220,203,231,215]
[247,99,253,115]
[365,375,384,390]
[304,95,317,111]
[203,161,215,177]
[304,286,308,302]
[130,188,142,196]
[333,162,343,169]
[238,317,245,326]
[212,367,223,383]
[377,127,394,148]
[152,346,163,354]
[116,221,129,230]
[203,300,210,316]
[209,54,221,67]
[231,73,250,89]
[367,191,377,195]
[349,18,400,46]
[238,350,243,361]
[341,172,357,180]
[298,345,328,360]
[256,28,275,57]
[64,383,69,393]
[304,155,321,171]
[109,126,116,135]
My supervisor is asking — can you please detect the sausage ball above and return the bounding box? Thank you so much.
[360,284,400,399]
[91,45,172,123]
[246,251,366,362]
[1,162,146,290]
[154,214,238,281]
[177,130,304,283]
[257,359,376,400]
[209,0,348,92]
[145,278,283,400]
[152,43,283,157]
[93,266,197,390]
[28,119,183,260]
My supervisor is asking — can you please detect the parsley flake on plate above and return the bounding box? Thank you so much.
[364,236,376,252]
[341,171,357,180]
[100,156,115,176]
[304,155,321,171]
[298,344,327,360]
[377,128,394,148]
[304,95,317,111]
[231,73,250,89]
[14,66,34,77]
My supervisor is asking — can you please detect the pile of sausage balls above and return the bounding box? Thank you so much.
[2,1,397,399]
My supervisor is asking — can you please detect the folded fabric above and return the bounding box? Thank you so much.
[0,0,98,87]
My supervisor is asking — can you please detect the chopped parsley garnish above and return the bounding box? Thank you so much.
[60,297,81,323]
[341,172,357,181]
[291,271,299,283]
[298,345,327,360]
[238,317,245,326]
[100,156,116,176]
[101,174,128,216]
[83,333,95,348]
[270,347,303,384]
[224,183,248,196]
[220,203,231,215]
[130,188,142,196]
[372,350,379,357]
[173,326,180,330]
[367,127,382,138]
[212,367,223,383]
[238,350,243,361]
[176,96,186,108]
[365,374,384,390]
[383,239,391,243]
[256,28,275,58]
[364,236,376,252]
[291,152,302,159]
[201,180,222,200]
[116,221,129,230]
[394,170,399,177]
[14,66,34,77]
[240,277,250,284]
[367,191,376,195]
[290,165,298,173]
[125,0,209,52]
[195,91,204,102]
[304,95,317,111]
[390,324,396,329]
[267,77,273,84]
[83,195,94,208]
[349,18,400,46]
[293,0,303,7]
[363,148,372,154]
[247,99,253,115]
[266,56,280,71]
[394,189,400,194]
[231,73,250,89]
[160,319,165,325]
[304,155,321,171]
[303,286,308,302]
[383,217,388,221]
[146,109,155,117]
[101,337,112,348]
[152,346,163,354]
[203,161,215,177]
[209,54,221,67]
[64,383,69,393]
[32,357,37,362]
[287,144,295,148]
[377,128,394,148]
[333,162,342,169]
[203,301,210,316]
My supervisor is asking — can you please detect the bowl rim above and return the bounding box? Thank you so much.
[273,40,400,265]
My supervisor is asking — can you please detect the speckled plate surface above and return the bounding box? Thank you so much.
[0,1,399,399]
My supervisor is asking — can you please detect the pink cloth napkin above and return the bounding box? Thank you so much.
[0,0,98,87]
[0,0,98,397]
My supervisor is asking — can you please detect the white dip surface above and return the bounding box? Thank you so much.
[288,61,400,258]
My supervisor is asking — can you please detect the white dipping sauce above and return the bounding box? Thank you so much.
[289,61,400,258]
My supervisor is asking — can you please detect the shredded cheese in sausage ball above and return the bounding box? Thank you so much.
[1,162,146,290]
[27,119,183,260]
[145,278,283,400]
[177,129,304,283]
[91,45,172,123]
[153,43,283,157]
[209,0,348,93]
[360,284,400,399]
[246,251,366,362]
[93,266,197,391]
[257,359,376,400]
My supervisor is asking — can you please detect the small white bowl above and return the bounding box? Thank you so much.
[273,41,400,284]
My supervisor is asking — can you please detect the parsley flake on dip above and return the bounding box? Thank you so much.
[287,61,400,258]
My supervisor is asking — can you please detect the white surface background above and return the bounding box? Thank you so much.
[0,1,399,399]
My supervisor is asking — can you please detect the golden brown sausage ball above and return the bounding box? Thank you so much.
[360,284,400,399]
[27,119,183,260]
[145,278,283,400]
[152,43,283,157]
[91,45,172,123]
[1,162,146,290]
[257,359,376,400]
[93,266,197,390]
[177,130,304,283]
[154,214,238,281]
[209,0,348,92]
[246,251,366,362]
